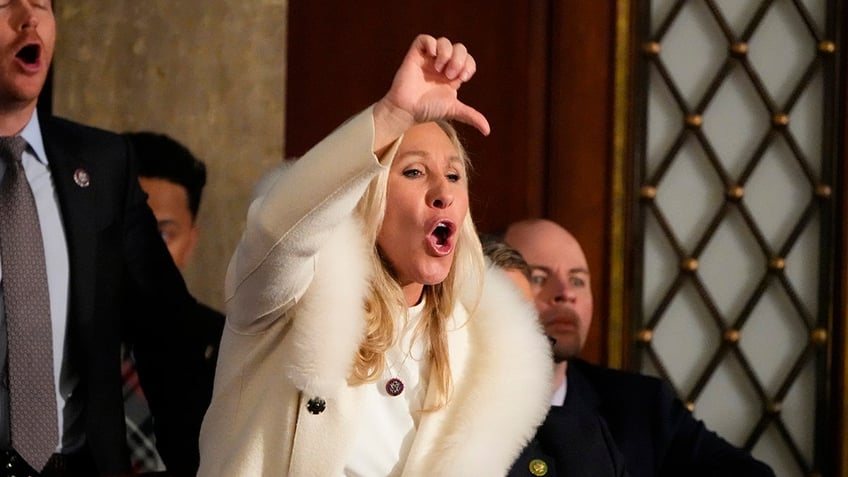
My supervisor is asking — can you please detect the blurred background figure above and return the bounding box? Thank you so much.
[504,218,774,477]
[123,132,225,474]
[480,236,535,302]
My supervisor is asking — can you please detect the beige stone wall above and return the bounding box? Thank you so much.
[52,1,287,311]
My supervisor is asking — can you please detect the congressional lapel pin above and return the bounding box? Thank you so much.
[73,168,90,188]
[529,458,548,476]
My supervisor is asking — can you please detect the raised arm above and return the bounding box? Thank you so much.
[225,34,489,333]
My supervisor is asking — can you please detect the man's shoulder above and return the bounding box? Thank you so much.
[193,301,226,339]
[39,112,125,147]
[570,358,667,400]
[194,301,225,320]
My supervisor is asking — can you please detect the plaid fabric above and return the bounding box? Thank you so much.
[121,347,165,474]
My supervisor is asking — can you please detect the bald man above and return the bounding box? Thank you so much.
[505,219,773,477]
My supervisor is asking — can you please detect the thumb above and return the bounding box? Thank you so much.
[453,102,491,136]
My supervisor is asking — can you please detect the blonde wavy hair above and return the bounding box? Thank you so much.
[349,120,485,410]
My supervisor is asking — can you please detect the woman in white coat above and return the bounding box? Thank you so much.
[198,34,553,476]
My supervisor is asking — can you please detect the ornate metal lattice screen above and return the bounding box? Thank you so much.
[630,1,840,475]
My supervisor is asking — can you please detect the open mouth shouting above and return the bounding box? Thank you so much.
[427,219,456,256]
[15,43,42,72]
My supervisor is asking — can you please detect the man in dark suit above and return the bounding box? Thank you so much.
[504,218,774,477]
[122,131,225,473]
[0,2,205,475]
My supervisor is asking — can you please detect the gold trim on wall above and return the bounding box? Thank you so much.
[608,0,632,369]
[841,112,848,477]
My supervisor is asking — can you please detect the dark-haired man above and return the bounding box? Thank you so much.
[122,132,225,474]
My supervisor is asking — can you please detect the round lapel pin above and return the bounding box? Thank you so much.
[529,458,548,476]
[73,168,90,188]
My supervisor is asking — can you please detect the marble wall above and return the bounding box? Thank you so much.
[52,1,288,311]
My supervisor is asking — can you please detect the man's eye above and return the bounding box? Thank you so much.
[530,274,546,287]
[570,277,586,288]
[158,227,175,244]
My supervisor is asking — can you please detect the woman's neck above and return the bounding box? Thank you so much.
[402,283,424,307]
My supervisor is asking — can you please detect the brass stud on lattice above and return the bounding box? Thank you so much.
[685,401,695,412]
[643,41,661,56]
[769,257,785,271]
[723,329,740,343]
[767,400,782,415]
[640,185,657,201]
[685,114,702,129]
[818,40,836,54]
[636,329,653,343]
[730,42,748,57]
[810,328,828,346]
[726,185,744,202]
[815,184,832,199]
[681,258,698,272]
[772,113,789,128]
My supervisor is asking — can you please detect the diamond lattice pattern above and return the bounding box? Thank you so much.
[636,1,836,475]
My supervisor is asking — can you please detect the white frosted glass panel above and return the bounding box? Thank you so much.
[785,216,820,319]
[782,357,816,467]
[748,1,817,105]
[752,425,802,477]
[642,212,678,317]
[641,355,663,380]
[650,0,677,35]
[660,0,724,105]
[694,355,760,445]
[654,136,724,249]
[744,138,811,249]
[646,67,680,178]
[738,285,809,394]
[788,70,824,178]
[701,67,771,178]
[698,208,763,323]
[641,0,829,474]
[799,0,827,34]
[712,0,763,37]
[651,283,720,394]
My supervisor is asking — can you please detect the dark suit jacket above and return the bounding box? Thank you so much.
[41,112,208,475]
[192,302,225,390]
[509,359,775,477]
[508,359,628,477]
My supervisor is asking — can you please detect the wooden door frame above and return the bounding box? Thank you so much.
[545,0,617,366]
[837,26,847,476]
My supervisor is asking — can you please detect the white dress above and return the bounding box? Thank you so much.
[344,301,429,476]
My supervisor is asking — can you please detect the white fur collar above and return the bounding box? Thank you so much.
[403,264,553,476]
[286,218,552,474]
[284,217,371,399]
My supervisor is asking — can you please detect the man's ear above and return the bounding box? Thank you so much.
[185,224,201,265]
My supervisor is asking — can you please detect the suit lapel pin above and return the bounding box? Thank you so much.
[529,458,548,476]
[73,168,90,188]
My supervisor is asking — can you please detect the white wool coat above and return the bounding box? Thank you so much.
[198,107,553,476]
